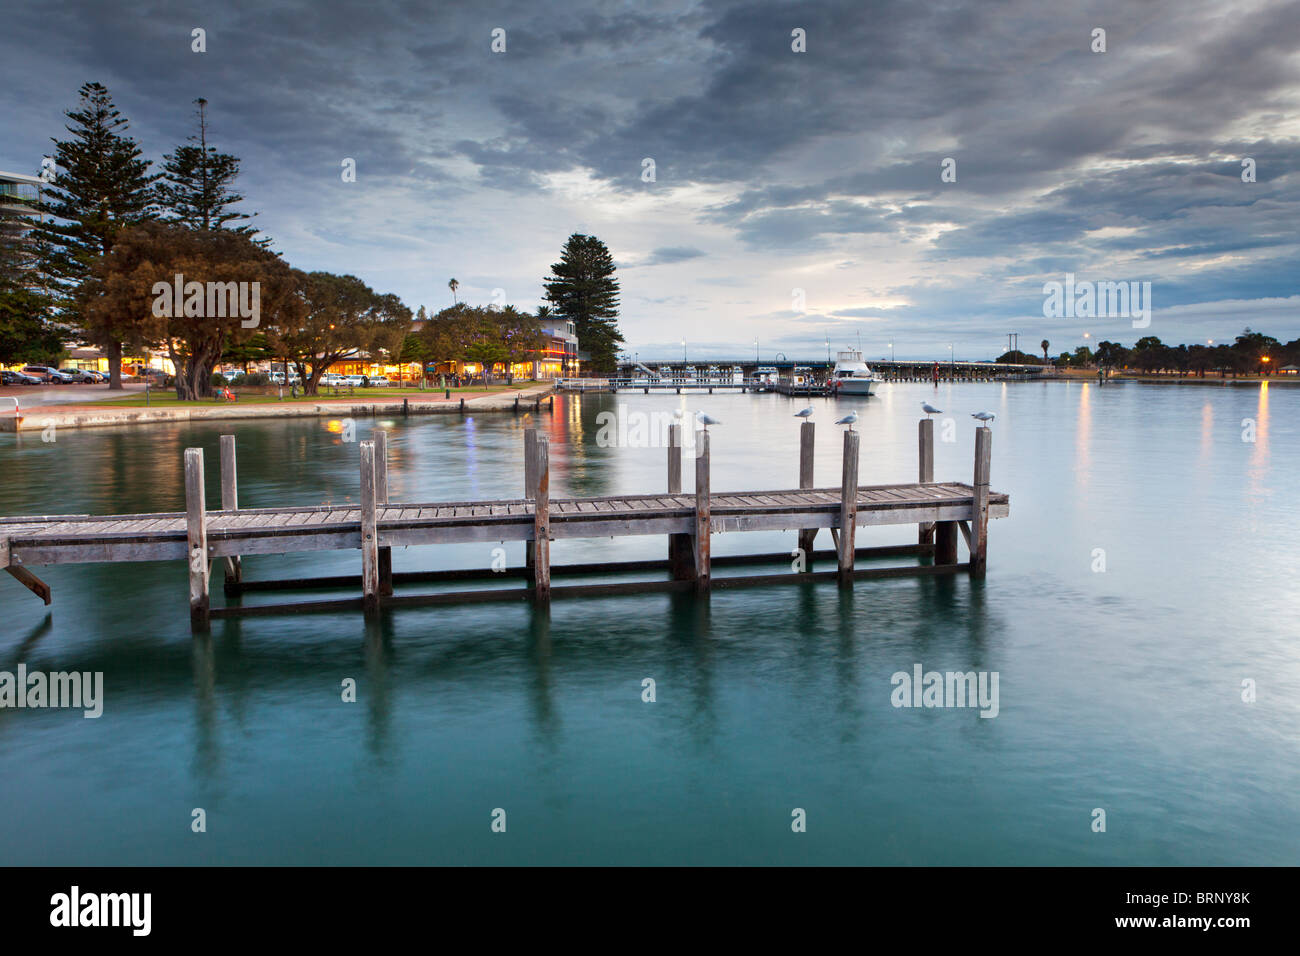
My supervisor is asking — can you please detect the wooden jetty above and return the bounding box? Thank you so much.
[0,421,1007,630]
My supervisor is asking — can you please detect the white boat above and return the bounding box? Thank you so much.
[830,349,878,396]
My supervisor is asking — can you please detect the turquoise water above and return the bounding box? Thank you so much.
[1,381,1297,865]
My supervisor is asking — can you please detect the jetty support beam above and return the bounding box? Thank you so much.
[360,441,380,613]
[970,425,992,578]
[797,421,817,563]
[667,424,694,580]
[185,447,210,630]
[220,435,241,595]
[838,430,860,586]
[693,430,711,593]
[524,428,539,570]
[4,564,51,605]
[531,434,551,603]
[374,429,393,596]
[918,418,934,545]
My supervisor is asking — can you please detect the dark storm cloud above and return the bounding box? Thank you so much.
[2,0,1298,353]
[632,246,708,266]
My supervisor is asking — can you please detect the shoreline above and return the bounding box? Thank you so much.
[1,383,556,432]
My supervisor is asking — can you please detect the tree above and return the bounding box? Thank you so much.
[267,271,409,395]
[497,305,544,379]
[157,97,258,236]
[0,196,63,365]
[1231,327,1281,375]
[85,221,300,399]
[33,82,159,388]
[370,294,415,385]
[1094,340,1128,369]
[543,233,623,373]
[448,278,459,305]
[1041,339,1050,361]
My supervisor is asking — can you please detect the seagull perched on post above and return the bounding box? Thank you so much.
[794,406,814,419]
[921,402,942,418]
[834,410,859,431]
[696,411,721,431]
[971,411,995,424]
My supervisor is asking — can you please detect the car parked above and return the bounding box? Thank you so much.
[2,370,42,385]
[343,375,366,387]
[59,368,101,384]
[319,373,347,387]
[21,365,73,383]
[367,375,390,387]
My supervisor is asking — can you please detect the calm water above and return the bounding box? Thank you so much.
[1,381,1297,865]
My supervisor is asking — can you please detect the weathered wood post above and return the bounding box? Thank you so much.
[531,434,551,603]
[359,440,380,612]
[219,434,242,594]
[838,430,860,586]
[918,418,934,546]
[374,429,393,596]
[970,426,992,578]
[935,517,959,565]
[524,428,539,570]
[666,423,694,579]
[184,447,210,630]
[693,430,711,593]
[797,421,817,562]
[667,423,682,494]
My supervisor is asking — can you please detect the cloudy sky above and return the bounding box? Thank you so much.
[4,0,1298,360]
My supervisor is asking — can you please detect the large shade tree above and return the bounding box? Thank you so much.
[267,271,410,395]
[84,221,300,399]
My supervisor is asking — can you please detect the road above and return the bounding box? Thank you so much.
[0,382,147,408]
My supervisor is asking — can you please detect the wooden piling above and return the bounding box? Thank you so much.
[667,423,694,579]
[667,423,682,494]
[374,429,393,596]
[219,434,242,593]
[797,421,817,561]
[531,435,551,603]
[935,521,959,565]
[918,418,934,546]
[838,430,860,586]
[360,441,380,612]
[184,447,210,629]
[693,430,711,593]
[524,428,539,570]
[970,426,991,578]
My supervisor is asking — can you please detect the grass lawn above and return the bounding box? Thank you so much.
[91,383,540,407]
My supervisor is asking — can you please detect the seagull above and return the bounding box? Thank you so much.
[696,411,722,431]
[794,406,814,418]
[921,402,942,417]
[971,411,996,423]
[834,410,859,431]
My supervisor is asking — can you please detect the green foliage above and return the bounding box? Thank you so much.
[543,233,623,372]
[33,82,159,334]
[157,98,259,238]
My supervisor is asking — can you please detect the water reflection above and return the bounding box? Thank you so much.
[1075,382,1092,490]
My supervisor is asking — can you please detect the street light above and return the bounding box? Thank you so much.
[681,340,686,364]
